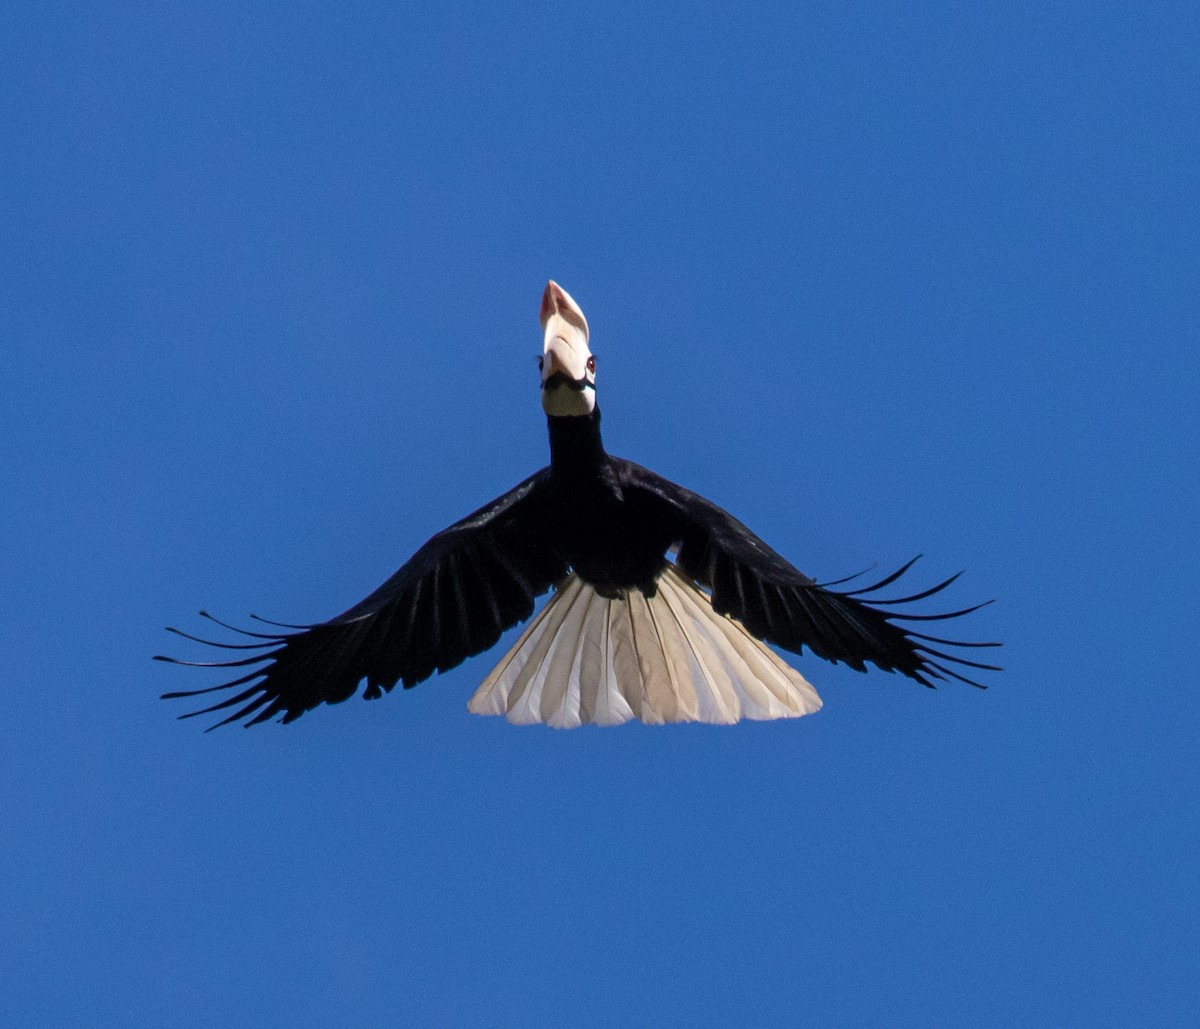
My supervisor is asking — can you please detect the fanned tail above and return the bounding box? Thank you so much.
[468,566,822,728]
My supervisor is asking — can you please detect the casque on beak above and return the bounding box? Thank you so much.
[540,281,589,339]
[539,280,596,416]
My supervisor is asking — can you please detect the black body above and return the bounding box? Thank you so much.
[544,413,676,595]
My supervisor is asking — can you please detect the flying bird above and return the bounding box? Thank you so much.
[160,281,999,729]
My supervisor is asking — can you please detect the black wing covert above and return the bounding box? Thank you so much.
[159,469,566,728]
[616,459,1000,688]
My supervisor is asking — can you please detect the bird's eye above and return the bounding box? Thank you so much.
[586,356,596,373]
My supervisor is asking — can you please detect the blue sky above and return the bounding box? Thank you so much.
[3,1,1197,1025]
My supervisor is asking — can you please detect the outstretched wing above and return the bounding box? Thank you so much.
[159,469,567,728]
[616,460,1001,688]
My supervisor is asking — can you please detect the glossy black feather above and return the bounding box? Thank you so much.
[613,459,1000,688]
[158,470,568,727]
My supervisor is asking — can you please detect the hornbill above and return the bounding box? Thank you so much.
[160,281,999,729]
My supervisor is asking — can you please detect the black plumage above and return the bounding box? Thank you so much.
[160,282,999,728]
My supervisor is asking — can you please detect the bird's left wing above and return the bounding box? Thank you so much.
[616,459,1000,689]
[159,469,567,727]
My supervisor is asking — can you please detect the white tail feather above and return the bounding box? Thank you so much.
[468,566,822,727]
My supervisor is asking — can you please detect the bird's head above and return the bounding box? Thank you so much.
[539,280,596,417]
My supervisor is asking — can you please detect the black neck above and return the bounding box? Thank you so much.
[547,409,607,477]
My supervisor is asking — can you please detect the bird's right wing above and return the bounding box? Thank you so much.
[616,459,1000,689]
[159,469,567,727]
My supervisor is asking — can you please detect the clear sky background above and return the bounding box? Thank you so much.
[3,2,1197,1026]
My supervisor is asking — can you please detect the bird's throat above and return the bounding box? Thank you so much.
[547,409,607,478]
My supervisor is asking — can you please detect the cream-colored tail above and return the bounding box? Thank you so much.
[468,565,822,728]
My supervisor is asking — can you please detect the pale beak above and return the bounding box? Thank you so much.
[540,280,589,340]
[538,280,596,416]
[541,342,574,382]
